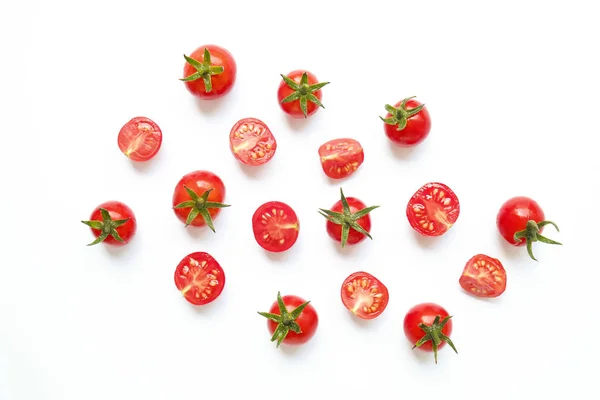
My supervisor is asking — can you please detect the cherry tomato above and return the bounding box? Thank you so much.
[403,303,458,364]
[380,97,431,147]
[181,44,237,99]
[318,138,364,179]
[229,118,277,166]
[172,170,230,231]
[319,188,379,247]
[340,271,389,320]
[496,196,561,261]
[117,117,163,162]
[81,201,137,246]
[459,254,507,298]
[406,182,460,237]
[277,70,329,118]
[174,252,225,306]
[258,292,318,347]
[252,201,299,253]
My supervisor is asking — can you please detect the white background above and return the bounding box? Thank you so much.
[2,0,599,399]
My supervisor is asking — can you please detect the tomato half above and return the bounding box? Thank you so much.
[181,44,237,99]
[459,254,507,298]
[318,138,364,179]
[381,97,431,147]
[117,117,162,162]
[81,201,137,246]
[174,252,225,305]
[406,182,460,237]
[277,70,329,118]
[403,302,458,363]
[229,118,277,166]
[252,201,299,252]
[258,292,318,347]
[172,170,229,230]
[340,271,389,319]
[496,196,561,261]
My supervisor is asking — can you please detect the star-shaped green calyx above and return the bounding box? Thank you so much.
[379,96,425,130]
[514,220,562,261]
[318,187,379,247]
[257,292,311,348]
[412,315,458,364]
[279,72,330,118]
[173,185,230,232]
[81,208,129,246]
[180,48,224,93]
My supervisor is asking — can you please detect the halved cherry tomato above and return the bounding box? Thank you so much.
[229,118,277,166]
[318,138,364,179]
[258,292,318,347]
[174,252,225,306]
[252,201,299,252]
[81,201,137,246]
[181,44,237,99]
[406,182,460,237]
[117,117,162,162]
[459,254,507,298]
[340,271,389,319]
[277,70,329,118]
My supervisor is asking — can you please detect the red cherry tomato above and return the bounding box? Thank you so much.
[318,138,364,179]
[340,271,389,320]
[459,254,507,298]
[496,196,561,261]
[381,97,431,147]
[403,303,458,363]
[277,70,329,118]
[258,292,318,347]
[81,201,137,246]
[117,117,163,162]
[252,201,299,252]
[182,44,237,99]
[174,252,225,306]
[406,182,460,237]
[172,170,229,230]
[229,118,277,166]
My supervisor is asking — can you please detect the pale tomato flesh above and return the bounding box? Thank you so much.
[341,271,389,319]
[174,252,225,305]
[117,117,162,162]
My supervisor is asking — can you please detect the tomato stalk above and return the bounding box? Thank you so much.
[173,185,230,231]
[258,292,311,348]
[380,96,425,130]
[412,315,458,364]
[513,220,562,261]
[81,208,130,246]
[180,48,224,93]
[319,188,379,247]
[279,72,329,118]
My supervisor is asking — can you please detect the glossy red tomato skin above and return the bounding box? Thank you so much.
[459,254,507,298]
[87,201,137,246]
[117,117,162,162]
[384,99,431,147]
[252,201,299,252]
[404,303,452,352]
[174,252,225,306]
[266,295,318,345]
[183,44,237,99]
[172,170,226,227]
[496,196,545,246]
[229,118,277,166]
[340,271,389,320]
[318,138,364,179]
[326,197,372,245]
[406,182,460,237]
[277,70,322,118]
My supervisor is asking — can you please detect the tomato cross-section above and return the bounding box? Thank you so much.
[340,271,389,319]
[229,118,277,166]
[406,182,460,236]
[459,254,507,298]
[252,201,299,252]
[174,252,225,306]
[117,117,162,162]
[318,138,364,179]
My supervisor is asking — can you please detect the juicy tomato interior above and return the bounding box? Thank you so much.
[229,118,277,166]
[117,117,162,162]
[318,138,364,179]
[341,271,389,319]
[174,252,225,305]
[407,182,460,236]
[459,254,507,298]
[252,201,299,252]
